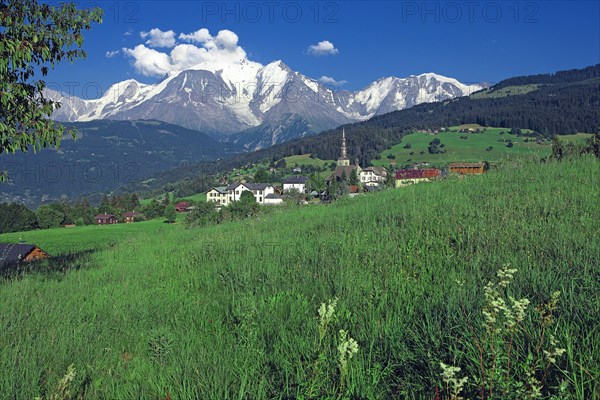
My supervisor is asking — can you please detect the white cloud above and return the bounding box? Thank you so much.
[179,28,212,44]
[122,45,172,77]
[319,76,348,86]
[123,29,133,37]
[140,28,176,48]
[122,28,249,77]
[106,50,120,58]
[307,40,339,56]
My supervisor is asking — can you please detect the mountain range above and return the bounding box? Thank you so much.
[46,60,483,149]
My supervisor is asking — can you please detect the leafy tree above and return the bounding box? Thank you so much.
[185,201,221,227]
[308,172,325,193]
[384,165,396,188]
[0,0,103,181]
[142,199,165,219]
[228,190,259,219]
[163,204,177,223]
[403,143,412,149]
[0,202,37,233]
[340,170,348,183]
[35,204,64,229]
[349,169,359,186]
[285,188,305,205]
[254,167,269,183]
[163,192,171,206]
[587,130,600,158]
[386,153,396,159]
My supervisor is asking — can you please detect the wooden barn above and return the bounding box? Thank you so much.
[449,162,486,175]
[0,243,50,269]
[95,214,118,225]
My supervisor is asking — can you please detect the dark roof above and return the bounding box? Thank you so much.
[0,243,46,267]
[244,183,272,190]
[95,214,116,220]
[327,165,360,181]
[283,175,308,184]
[123,212,139,217]
[348,185,361,193]
[208,186,228,194]
[395,169,441,179]
[175,202,191,208]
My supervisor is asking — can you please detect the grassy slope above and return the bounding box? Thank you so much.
[371,127,551,167]
[0,216,186,256]
[283,154,335,168]
[0,157,598,398]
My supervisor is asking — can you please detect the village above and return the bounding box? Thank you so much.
[89,129,488,225]
[203,129,486,208]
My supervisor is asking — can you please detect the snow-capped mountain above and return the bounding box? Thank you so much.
[47,60,483,149]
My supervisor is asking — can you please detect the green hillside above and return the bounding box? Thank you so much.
[1,157,598,398]
[372,126,551,167]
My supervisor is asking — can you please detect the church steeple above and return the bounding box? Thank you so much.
[341,128,347,158]
[337,128,350,166]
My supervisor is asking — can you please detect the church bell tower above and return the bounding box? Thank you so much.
[337,128,350,167]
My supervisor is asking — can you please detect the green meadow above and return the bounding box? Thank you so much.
[371,126,552,167]
[283,154,335,168]
[0,157,598,399]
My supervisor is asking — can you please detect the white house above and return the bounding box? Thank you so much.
[360,167,387,186]
[282,175,309,194]
[206,186,228,206]
[223,182,275,205]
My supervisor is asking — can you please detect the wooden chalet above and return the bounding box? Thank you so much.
[0,243,50,269]
[95,214,118,225]
[123,212,139,223]
[449,162,485,175]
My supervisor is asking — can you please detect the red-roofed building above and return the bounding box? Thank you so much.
[395,169,441,187]
[175,202,191,212]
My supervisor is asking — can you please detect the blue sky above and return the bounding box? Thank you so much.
[48,1,600,98]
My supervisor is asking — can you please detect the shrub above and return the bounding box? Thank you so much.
[186,202,221,227]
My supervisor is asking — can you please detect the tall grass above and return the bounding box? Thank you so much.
[0,156,598,399]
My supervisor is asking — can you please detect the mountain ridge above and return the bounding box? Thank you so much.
[47,60,483,149]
